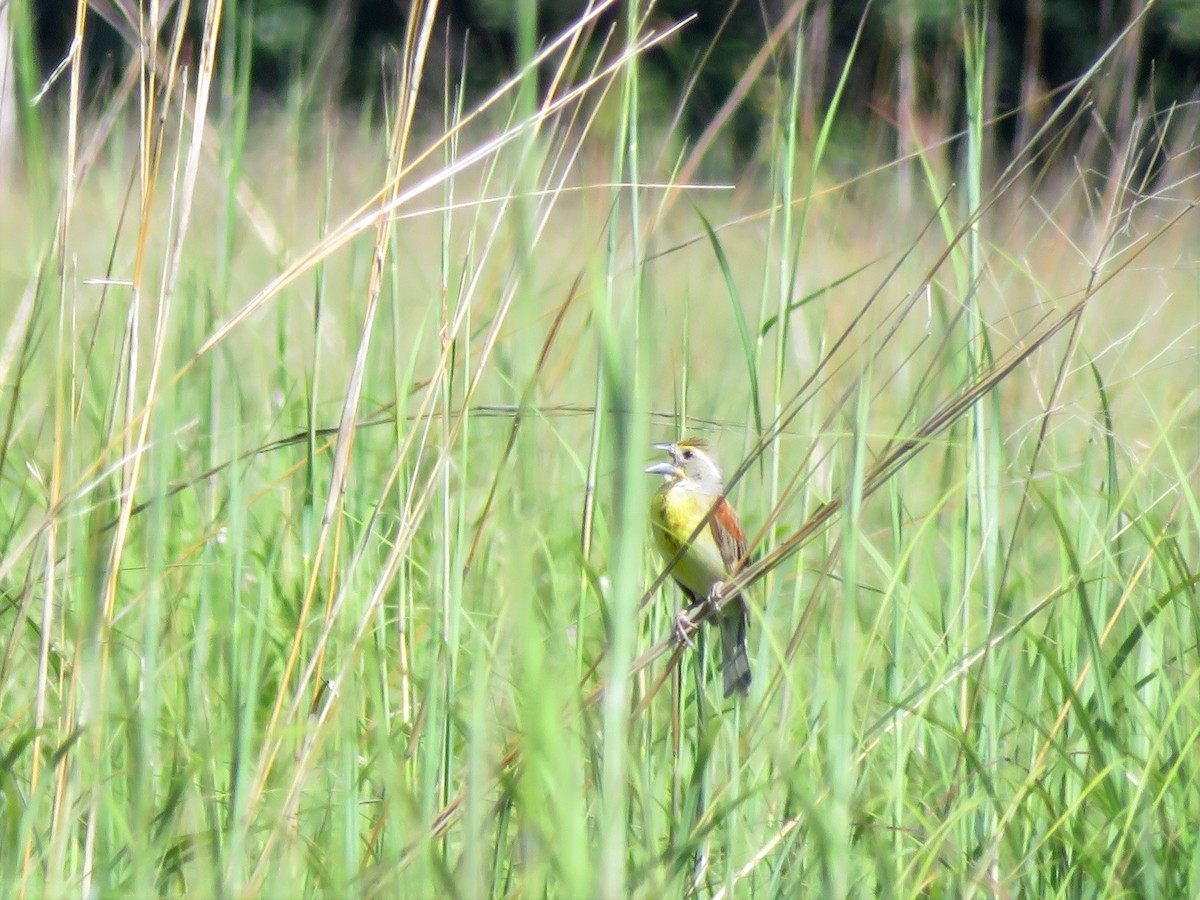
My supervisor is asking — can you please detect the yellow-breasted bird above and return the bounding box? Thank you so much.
[646,438,752,698]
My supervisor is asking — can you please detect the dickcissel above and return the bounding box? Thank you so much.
[646,438,751,698]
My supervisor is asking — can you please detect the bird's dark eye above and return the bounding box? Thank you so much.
[682,450,693,460]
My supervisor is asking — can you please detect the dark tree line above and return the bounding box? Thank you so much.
[20,0,1200,168]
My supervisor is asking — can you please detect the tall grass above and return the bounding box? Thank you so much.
[1,1,1197,896]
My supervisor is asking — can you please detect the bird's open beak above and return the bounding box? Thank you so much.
[648,441,680,476]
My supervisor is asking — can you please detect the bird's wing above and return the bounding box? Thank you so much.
[709,497,748,573]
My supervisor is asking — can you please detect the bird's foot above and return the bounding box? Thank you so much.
[674,609,697,650]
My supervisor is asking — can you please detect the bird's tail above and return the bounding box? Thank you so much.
[720,602,752,698]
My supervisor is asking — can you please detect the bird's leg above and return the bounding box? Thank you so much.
[704,583,724,619]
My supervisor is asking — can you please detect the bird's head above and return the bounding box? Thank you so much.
[645,437,724,491]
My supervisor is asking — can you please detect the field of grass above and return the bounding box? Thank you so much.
[1,3,1198,897]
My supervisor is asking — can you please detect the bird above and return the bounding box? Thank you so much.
[646,437,752,698]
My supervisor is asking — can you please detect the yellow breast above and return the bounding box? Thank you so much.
[649,482,728,598]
